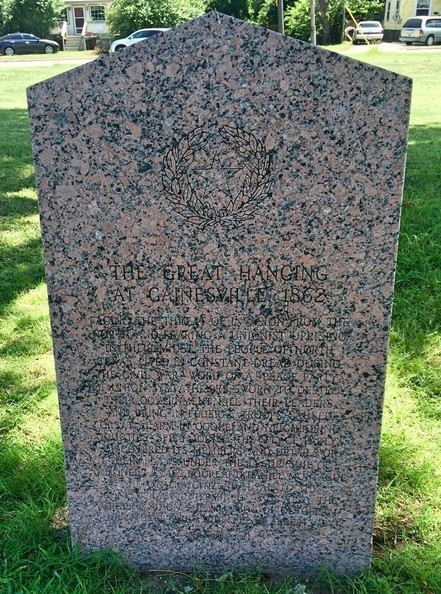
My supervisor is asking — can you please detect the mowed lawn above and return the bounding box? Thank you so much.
[0,47,441,594]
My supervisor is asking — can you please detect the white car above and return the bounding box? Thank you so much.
[352,21,384,44]
[110,28,168,53]
[400,16,441,46]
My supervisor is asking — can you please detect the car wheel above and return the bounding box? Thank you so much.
[405,42,412,46]
[4,46,14,56]
[425,35,434,46]
[115,44,126,51]
[44,45,54,54]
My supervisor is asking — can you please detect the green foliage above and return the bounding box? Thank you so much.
[285,0,385,44]
[107,0,206,38]
[254,0,276,29]
[285,0,344,43]
[206,0,250,20]
[347,0,385,21]
[0,0,13,35]
[254,0,298,31]
[6,0,63,38]
[284,0,311,41]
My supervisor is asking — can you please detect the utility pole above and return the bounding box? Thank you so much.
[310,0,316,45]
[277,0,284,35]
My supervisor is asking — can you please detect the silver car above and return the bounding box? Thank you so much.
[352,21,384,44]
[400,16,441,46]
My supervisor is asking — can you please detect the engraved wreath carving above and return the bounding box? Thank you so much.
[162,125,273,229]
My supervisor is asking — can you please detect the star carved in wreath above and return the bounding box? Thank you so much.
[161,125,273,230]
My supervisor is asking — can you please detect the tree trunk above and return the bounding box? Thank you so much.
[316,0,332,44]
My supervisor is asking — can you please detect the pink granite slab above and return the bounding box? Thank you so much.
[27,12,411,575]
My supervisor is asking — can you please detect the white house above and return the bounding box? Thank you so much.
[54,1,113,49]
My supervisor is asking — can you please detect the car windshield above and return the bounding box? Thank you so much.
[360,22,380,28]
[403,18,422,27]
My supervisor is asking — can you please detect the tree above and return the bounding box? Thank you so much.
[316,0,336,43]
[206,0,250,20]
[255,0,297,31]
[284,0,311,41]
[0,0,13,36]
[107,0,206,39]
[8,0,63,38]
[344,0,385,21]
[285,0,384,44]
[285,0,343,43]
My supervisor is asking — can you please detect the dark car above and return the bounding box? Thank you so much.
[0,33,59,56]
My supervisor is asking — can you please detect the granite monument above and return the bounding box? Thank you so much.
[28,13,412,575]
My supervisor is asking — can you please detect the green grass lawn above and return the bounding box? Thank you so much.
[1,49,441,593]
[0,50,97,62]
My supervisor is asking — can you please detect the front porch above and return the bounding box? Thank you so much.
[52,1,112,50]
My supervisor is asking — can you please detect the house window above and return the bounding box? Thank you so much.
[90,5,106,21]
[415,0,430,15]
[59,8,68,21]
[386,1,391,20]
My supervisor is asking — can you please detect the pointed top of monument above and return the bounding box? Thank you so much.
[28,11,410,101]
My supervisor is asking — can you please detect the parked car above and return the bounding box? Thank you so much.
[352,21,384,44]
[110,28,169,53]
[0,33,59,55]
[399,16,441,46]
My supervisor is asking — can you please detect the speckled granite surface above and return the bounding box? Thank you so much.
[28,13,411,575]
